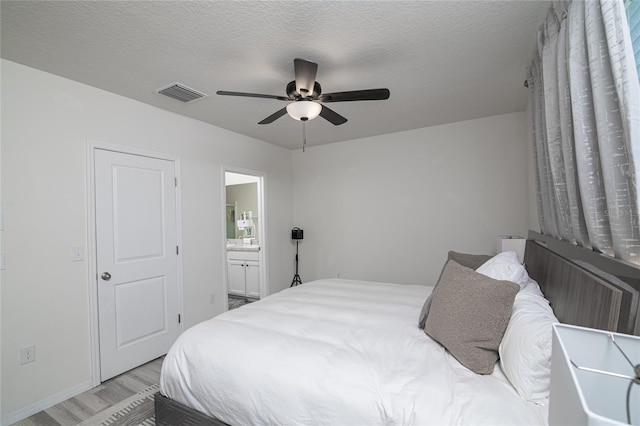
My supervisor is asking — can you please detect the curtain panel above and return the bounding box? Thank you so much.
[528,0,640,265]
[627,0,639,80]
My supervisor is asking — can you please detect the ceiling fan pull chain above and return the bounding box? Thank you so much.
[302,120,307,152]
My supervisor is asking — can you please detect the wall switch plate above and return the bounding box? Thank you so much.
[0,253,5,270]
[20,345,36,365]
[71,247,84,262]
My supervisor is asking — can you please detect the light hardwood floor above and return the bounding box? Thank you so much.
[16,298,246,425]
[14,357,163,426]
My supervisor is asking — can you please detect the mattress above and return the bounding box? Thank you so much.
[160,278,548,425]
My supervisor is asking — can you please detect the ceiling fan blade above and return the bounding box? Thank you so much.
[318,88,390,103]
[319,105,348,126]
[258,107,288,125]
[294,59,318,98]
[217,90,289,101]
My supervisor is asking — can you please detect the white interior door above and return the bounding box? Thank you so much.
[95,149,180,381]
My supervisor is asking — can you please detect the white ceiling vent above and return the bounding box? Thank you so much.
[157,82,208,103]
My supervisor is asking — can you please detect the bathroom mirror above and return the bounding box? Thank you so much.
[225,172,260,243]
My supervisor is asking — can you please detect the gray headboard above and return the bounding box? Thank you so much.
[524,233,639,336]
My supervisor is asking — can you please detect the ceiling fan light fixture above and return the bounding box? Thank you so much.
[218,59,388,126]
[286,101,322,121]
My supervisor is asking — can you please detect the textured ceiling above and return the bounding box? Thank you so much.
[1,1,549,150]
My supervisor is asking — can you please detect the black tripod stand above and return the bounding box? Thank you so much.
[291,240,302,286]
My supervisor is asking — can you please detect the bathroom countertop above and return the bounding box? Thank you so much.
[226,244,260,252]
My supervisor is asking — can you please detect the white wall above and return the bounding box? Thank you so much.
[0,60,293,419]
[0,59,538,421]
[291,112,530,286]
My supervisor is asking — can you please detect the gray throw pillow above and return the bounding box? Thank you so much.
[425,260,519,374]
[447,251,493,270]
[417,251,492,329]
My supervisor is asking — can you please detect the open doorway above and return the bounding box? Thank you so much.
[223,169,267,311]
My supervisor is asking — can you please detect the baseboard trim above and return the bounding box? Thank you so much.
[1,379,93,426]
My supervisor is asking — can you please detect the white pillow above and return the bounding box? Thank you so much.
[476,251,529,290]
[518,277,545,298]
[499,288,558,403]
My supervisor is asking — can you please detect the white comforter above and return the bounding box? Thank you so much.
[161,279,547,425]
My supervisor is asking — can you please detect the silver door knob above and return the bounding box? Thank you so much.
[101,272,112,281]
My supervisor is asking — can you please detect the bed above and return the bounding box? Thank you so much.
[156,236,639,425]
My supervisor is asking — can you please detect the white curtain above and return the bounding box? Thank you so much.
[528,0,640,265]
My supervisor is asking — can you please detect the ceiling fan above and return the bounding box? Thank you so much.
[216,59,390,126]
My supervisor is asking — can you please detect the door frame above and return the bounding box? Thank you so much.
[222,165,269,309]
[86,140,184,386]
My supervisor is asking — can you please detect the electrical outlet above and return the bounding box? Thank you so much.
[209,293,216,304]
[20,345,36,365]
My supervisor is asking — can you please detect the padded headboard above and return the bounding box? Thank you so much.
[524,236,639,336]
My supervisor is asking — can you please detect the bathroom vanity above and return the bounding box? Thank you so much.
[226,244,260,299]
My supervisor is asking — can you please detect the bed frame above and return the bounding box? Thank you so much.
[155,232,640,425]
[155,392,228,425]
[525,231,639,335]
